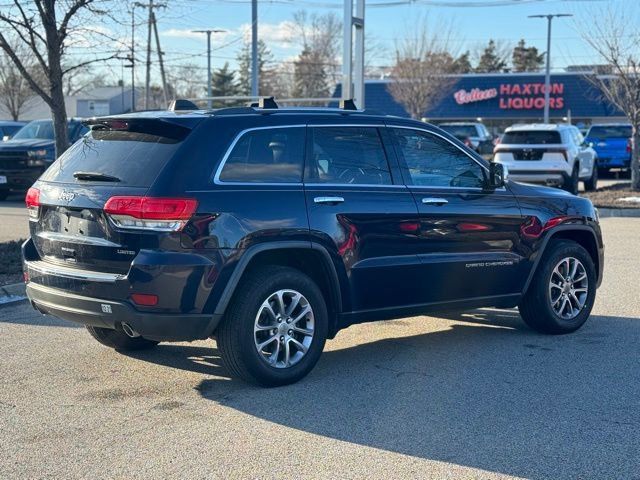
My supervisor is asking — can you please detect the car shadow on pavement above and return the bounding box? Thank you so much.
[185,309,637,480]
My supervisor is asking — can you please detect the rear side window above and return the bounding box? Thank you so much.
[40,119,191,187]
[218,127,304,183]
[501,130,562,145]
[306,127,392,185]
[587,125,632,139]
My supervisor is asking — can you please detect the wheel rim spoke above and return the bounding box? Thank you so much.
[548,256,589,320]
[254,289,315,369]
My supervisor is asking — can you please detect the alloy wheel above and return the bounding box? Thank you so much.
[253,289,315,368]
[548,257,589,320]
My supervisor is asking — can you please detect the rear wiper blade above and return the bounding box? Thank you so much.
[73,171,121,182]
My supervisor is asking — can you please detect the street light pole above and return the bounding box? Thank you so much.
[193,29,226,109]
[528,13,572,124]
[251,0,258,97]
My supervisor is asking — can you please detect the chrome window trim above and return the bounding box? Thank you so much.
[212,122,505,191]
[213,124,306,186]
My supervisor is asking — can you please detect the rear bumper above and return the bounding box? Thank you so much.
[26,282,221,342]
[597,156,631,169]
[508,170,570,187]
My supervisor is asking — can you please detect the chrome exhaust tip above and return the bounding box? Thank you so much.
[121,323,140,338]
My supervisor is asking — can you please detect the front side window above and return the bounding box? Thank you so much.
[218,127,304,183]
[392,128,485,188]
[306,127,392,185]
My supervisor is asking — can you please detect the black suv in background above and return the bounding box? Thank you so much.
[23,104,604,386]
[0,119,88,200]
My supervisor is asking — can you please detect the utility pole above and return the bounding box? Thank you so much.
[129,6,136,111]
[528,13,572,124]
[342,0,353,102]
[145,0,153,109]
[193,29,226,108]
[152,11,168,107]
[251,0,258,97]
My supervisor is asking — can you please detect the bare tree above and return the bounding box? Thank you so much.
[388,18,458,119]
[0,45,42,120]
[168,63,206,100]
[580,6,640,190]
[291,11,342,97]
[0,1,124,155]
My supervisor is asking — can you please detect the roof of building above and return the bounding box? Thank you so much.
[77,87,130,101]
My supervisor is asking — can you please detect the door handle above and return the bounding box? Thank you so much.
[421,197,448,206]
[314,196,344,205]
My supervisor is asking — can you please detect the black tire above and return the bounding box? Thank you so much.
[563,164,579,194]
[584,162,598,191]
[519,240,597,334]
[217,265,328,387]
[86,325,159,351]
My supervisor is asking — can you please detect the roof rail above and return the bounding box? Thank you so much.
[339,99,358,111]
[168,99,200,111]
[250,96,279,109]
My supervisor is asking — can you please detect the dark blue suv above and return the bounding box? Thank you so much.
[22,103,604,386]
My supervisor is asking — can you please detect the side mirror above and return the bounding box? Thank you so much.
[487,162,507,189]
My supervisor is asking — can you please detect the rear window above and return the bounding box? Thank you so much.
[439,125,477,138]
[587,126,632,139]
[501,130,562,145]
[40,120,190,187]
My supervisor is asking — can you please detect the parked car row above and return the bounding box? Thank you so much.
[439,119,633,195]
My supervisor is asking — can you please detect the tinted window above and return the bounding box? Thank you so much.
[587,125,632,139]
[306,127,391,185]
[501,130,562,144]
[12,120,77,140]
[439,125,477,138]
[219,127,304,183]
[40,120,190,187]
[392,128,485,188]
[1,125,22,138]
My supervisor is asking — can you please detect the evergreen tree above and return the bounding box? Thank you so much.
[236,39,274,95]
[292,47,329,98]
[452,51,472,73]
[475,40,507,73]
[512,39,545,72]
[210,62,238,97]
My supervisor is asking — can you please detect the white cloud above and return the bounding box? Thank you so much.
[162,22,300,50]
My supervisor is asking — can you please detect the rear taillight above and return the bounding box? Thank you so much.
[25,187,40,221]
[103,196,198,232]
[627,138,632,154]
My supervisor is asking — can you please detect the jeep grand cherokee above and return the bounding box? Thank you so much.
[22,102,604,386]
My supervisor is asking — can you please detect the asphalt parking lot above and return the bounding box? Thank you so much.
[1,212,639,478]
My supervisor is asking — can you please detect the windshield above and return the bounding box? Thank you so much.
[587,126,632,139]
[440,125,477,138]
[501,130,562,145]
[12,120,77,140]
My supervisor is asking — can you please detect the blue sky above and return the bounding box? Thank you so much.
[96,0,636,86]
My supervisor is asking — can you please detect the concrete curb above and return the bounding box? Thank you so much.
[597,208,640,218]
[0,282,27,306]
